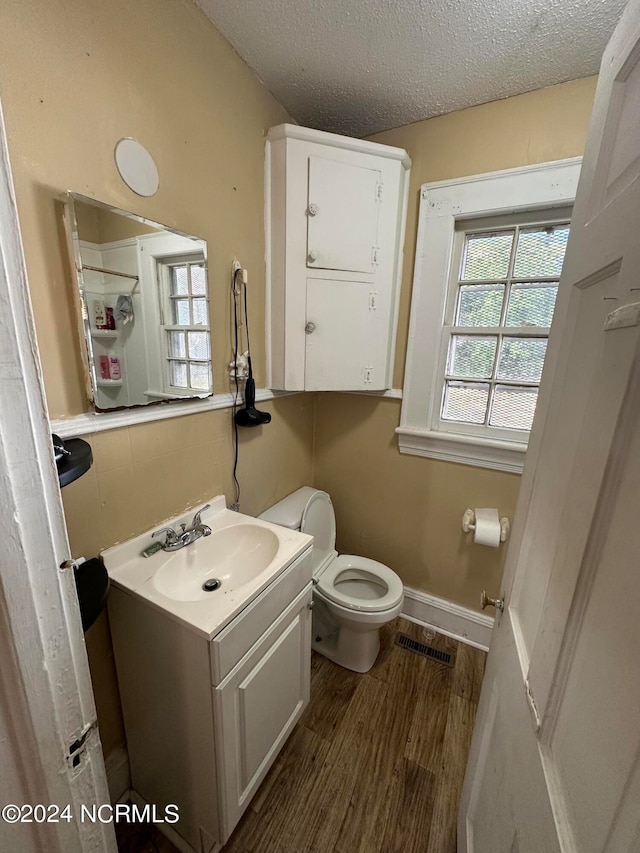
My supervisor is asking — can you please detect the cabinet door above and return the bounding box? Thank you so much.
[214,585,312,842]
[305,277,376,390]
[307,156,380,273]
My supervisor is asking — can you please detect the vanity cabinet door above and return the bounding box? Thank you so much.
[213,584,312,843]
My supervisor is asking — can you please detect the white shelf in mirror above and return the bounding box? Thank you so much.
[97,379,123,388]
[91,329,118,339]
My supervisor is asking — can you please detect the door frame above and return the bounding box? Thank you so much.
[0,100,115,851]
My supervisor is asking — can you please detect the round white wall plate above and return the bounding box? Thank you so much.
[114,138,159,197]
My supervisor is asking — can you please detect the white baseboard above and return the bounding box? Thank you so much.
[401,586,494,652]
[105,744,130,804]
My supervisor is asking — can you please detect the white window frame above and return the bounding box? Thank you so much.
[136,231,212,401]
[397,158,582,473]
[157,253,211,396]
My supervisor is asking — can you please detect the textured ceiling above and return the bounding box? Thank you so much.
[196,0,625,138]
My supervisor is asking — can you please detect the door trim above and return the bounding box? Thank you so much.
[0,99,114,851]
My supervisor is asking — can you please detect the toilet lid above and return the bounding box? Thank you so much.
[301,491,336,575]
[316,554,404,613]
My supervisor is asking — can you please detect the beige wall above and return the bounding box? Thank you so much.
[0,0,287,418]
[372,76,598,388]
[77,203,160,244]
[1,0,597,772]
[314,78,598,611]
[0,0,316,770]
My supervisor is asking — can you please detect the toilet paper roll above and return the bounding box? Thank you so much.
[473,508,501,548]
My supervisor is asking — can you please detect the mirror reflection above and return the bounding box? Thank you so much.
[67,195,212,410]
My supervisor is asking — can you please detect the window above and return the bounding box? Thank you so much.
[441,215,570,435]
[397,159,581,473]
[158,254,212,394]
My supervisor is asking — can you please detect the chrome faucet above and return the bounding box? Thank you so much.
[180,504,212,546]
[143,504,212,555]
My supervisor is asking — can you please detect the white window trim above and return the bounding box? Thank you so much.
[157,253,211,396]
[136,231,211,400]
[397,158,582,474]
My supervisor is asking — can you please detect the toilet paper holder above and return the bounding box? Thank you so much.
[462,508,510,543]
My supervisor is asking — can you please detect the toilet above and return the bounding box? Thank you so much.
[259,487,404,673]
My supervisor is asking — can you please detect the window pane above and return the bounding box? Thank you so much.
[490,385,538,430]
[442,381,489,424]
[168,331,185,358]
[513,225,569,278]
[170,361,188,388]
[506,283,558,328]
[171,266,188,295]
[462,232,513,280]
[189,362,211,391]
[187,331,210,360]
[191,264,206,295]
[497,337,547,383]
[192,298,208,326]
[456,284,504,326]
[173,299,191,325]
[447,335,497,379]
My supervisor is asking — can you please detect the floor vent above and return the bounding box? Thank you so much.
[395,633,454,666]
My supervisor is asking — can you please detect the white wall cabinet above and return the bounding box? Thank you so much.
[109,549,313,852]
[266,124,410,391]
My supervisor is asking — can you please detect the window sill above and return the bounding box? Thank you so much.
[395,427,526,473]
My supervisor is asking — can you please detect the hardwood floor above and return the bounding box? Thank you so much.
[223,618,485,853]
[115,619,485,853]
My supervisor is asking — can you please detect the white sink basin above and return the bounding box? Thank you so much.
[102,496,313,639]
[152,524,280,602]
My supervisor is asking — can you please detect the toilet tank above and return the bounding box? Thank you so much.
[258,486,319,530]
[259,487,337,576]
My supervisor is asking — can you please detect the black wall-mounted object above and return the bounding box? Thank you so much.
[73,557,110,633]
[53,434,93,487]
[234,357,272,428]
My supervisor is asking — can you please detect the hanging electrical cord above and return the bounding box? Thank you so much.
[230,265,272,511]
[234,270,271,428]
[230,267,243,510]
[243,270,252,363]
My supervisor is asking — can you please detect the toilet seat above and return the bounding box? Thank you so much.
[316,554,404,613]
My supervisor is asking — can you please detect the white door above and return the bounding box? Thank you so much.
[459,3,640,851]
[0,103,115,852]
[307,156,380,273]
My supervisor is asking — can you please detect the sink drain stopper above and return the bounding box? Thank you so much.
[202,578,222,592]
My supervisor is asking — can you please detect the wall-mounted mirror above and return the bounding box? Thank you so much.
[64,194,212,411]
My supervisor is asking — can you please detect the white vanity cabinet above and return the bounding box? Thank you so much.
[265,124,411,392]
[213,584,312,836]
[108,547,313,852]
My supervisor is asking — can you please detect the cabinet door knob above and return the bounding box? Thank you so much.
[307,203,318,216]
[307,601,314,610]
[305,321,316,334]
[308,249,319,262]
